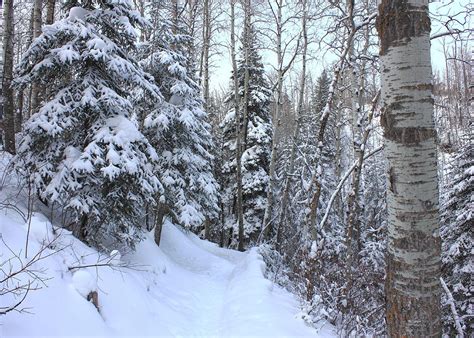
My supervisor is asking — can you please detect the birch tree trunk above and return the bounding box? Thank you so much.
[202,0,211,114]
[2,0,16,154]
[202,0,212,239]
[345,0,373,285]
[376,1,441,336]
[229,0,245,252]
[238,0,252,251]
[276,0,308,248]
[261,0,283,241]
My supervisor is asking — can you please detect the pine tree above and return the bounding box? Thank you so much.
[139,0,219,239]
[311,70,330,118]
[14,0,162,250]
[441,135,473,336]
[220,23,272,247]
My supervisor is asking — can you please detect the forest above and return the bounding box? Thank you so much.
[0,0,472,337]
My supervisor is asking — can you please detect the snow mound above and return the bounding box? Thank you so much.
[72,270,97,298]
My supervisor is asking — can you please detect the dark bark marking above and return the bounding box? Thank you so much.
[376,0,430,55]
[389,166,397,193]
[381,107,437,144]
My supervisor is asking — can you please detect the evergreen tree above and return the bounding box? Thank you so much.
[311,69,330,118]
[441,135,473,336]
[14,0,162,250]
[220,23,272,246]
[140,0,219,237]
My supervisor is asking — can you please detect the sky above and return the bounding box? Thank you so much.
[208,0,472,92]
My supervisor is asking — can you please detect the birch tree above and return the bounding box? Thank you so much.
[275,0,307,248]
[229,0,245,250]
[261,0,300,241]
[376,0,442,336]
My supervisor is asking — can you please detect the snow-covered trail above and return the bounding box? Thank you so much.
[150,222,334,337]
[1,210,335,337]
[156,222,237,336]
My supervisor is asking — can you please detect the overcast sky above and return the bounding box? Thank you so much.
[208,0,472,92]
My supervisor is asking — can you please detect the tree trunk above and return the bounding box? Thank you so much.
[46,0,55,25]
[2,0,16,154]
[376,1,441,336]
[29,0,43,118]
[276,0,308,248]
[202,0,211,113]
[153,204,168,246]
[237,0,251,252]
[15,90,24,133]
[262,0,284,241]
[230,0,245,252]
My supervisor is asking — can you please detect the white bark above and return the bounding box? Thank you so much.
[238,0,251,251]
[275,0,307,247]
[377,0,441,336]
[229,0,245,251]
[262,0,284,241]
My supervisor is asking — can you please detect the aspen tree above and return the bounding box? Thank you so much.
[376,0,442,336]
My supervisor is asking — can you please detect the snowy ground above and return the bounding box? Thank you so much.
[0,153,335,337]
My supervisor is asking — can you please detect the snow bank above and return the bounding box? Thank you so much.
[1,154,334,337]
[1,214,334,337]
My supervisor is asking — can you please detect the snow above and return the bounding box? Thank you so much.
[68,7,89,21]
[0,153,335,337]
[72,270,97,298]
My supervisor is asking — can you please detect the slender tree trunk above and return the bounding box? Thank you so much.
[262,0,284,241]
[201,0,212,240]
[29,0,43,118]
[202,0,211,113]
[153,204,167,246]
[305,7,376,242]
[237,0,252,251]
[46,0,55,25]
[276,0,308,249]
[345,0,371,285]
[376,1,441,336]
[2,0,16,154]
[15,90,23,133]
[345,91,379,290]
[172,0,179,34]
[230,0,245,252]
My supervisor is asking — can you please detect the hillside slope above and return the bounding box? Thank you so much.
[0,176,335,338]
